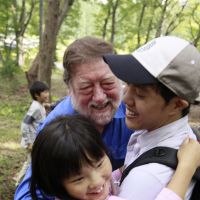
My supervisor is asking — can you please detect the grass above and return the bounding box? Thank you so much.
[0,72,29,199]
[0,69,66,200]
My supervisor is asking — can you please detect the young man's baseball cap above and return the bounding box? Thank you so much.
[103,36,200,103]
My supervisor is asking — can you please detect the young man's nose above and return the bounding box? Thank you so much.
[123,85,135,106]
[92,84,106,103]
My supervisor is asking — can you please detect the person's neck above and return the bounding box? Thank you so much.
[148,114,184,132]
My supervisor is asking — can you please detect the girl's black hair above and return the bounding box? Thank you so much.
[30,115,108,200]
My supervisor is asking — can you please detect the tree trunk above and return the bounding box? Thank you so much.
[26,0,74,88]
[14,0,35,67]
[102,4,111,39]
[136,1,147,48]
[110,0,119,44]
[155,0,169,38]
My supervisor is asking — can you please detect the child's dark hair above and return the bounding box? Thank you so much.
[155,82,190,116]
[30,115,108,200]
[29,81,49,100]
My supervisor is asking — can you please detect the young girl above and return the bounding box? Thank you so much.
[30,115,200,200]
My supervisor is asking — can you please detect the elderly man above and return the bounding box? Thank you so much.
[14,36,132,200]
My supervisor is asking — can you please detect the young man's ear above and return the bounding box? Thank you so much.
[170,97,189,113]
[175,97,189,109]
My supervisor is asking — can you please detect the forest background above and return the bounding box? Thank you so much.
[0,0,200,199]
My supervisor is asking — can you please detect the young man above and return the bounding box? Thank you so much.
[103,36,200,200]
[14,81,49,186]
[14,36,133,199]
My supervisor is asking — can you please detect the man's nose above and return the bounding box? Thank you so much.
[92,84,106,103]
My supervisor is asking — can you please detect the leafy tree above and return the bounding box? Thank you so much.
[58,0,81,43]
[94,0,200,51]
[0,0,36,76]
[187,1,200,47]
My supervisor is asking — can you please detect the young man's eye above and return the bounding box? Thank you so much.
[135,88,146,98]
[136,93,145,98]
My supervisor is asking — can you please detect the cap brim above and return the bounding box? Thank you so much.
[103,54,157,84]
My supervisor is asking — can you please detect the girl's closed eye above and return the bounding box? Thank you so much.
[96,158,104,168]
[71,176,84,183]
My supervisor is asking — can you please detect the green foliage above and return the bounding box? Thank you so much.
[0,0,14,34]
[0,102,28,120]
[93,0,200,51]
[0,0,200,83]
[0,58,19,77]
[22,45,39,71]
[58,0,81,43]
[26,1,40,36]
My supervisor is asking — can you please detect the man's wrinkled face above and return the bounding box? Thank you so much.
[69,58,122,131]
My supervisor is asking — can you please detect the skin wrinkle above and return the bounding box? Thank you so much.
[69,58,123,133]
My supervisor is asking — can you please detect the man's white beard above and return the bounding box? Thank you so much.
[71,97,122,127]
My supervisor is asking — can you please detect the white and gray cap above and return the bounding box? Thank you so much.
[103,36,200,103]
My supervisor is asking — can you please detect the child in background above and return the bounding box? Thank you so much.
[30,115,200,200]
[15,81,49,186]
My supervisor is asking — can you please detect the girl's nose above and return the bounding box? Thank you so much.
[88,170,103,190]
